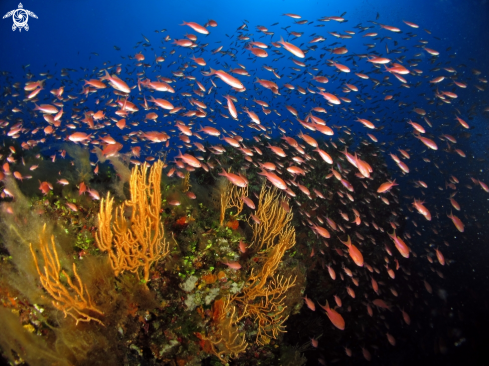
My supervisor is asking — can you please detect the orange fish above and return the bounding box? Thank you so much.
[401,309,411,325]
[278,36,305,58]
[242,196,255,209]
[377,180,398,193]
[218,168,248,188]
[413,199,431,221]
[222,261,241,270]
[435,248,445,265]
[258,169,287,190]
[388,230,410,258]
[327,265,336,280]
[181,21,209,35]
[447,211,464,232]
[320,300,345,330]
[304,295,316,311]
[414,134,438,150]
[339,235,363,267]
[311,225,331,239]
[101,70,131,94]
[238,240,247,253]
[206,69,244,89]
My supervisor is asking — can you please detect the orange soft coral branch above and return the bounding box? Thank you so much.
[232,183,297,345]
[200,297,248,363]
[30,224,104,325]
[95,160,169,284]
[219,173,248,226]
[248,183,293,251]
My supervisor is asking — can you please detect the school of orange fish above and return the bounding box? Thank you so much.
[1,12,488,361]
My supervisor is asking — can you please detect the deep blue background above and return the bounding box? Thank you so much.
[1,0,488,81]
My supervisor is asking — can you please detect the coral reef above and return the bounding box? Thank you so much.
[0,148,306,366]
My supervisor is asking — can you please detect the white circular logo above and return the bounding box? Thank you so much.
[3,3,38,32]
[13,9,28,29]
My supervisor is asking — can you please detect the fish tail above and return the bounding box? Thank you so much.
[101,70,111,81]
[218,168,227,177]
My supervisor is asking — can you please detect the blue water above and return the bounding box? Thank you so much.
[1,0,489,365]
